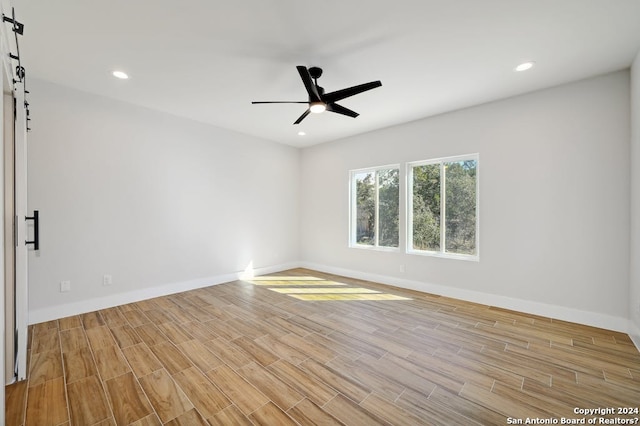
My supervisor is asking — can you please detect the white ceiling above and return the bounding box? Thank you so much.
[12,0,640,147]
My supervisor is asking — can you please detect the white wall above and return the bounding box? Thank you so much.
[27,79,300,323]
[630,52,640,345]
[300,71,631,331]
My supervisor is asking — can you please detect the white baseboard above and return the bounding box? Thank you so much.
[29,260,638,344]
[300,261,632,334]
[27,262,300,325]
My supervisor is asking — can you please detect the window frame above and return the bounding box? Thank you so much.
[407,154,479,261]
[349,164,401,251]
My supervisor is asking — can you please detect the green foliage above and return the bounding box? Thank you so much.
[378,169,399,247]
[354,169,399,248]
[355,173,375,245]
[445,161,477,255]
[412,160,477,255]
[412,164,441,251]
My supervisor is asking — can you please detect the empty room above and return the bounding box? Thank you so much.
[2,0,640,425]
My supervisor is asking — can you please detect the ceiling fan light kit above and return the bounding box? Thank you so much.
[309,102,326,113]
[252,65,382,125]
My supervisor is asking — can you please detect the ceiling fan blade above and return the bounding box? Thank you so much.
[252,101,309,104]
[324,81,382,103]
[296,66,321,102]
[293,109,311,125]
[327,103,359,118]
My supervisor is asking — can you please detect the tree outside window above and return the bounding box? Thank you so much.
[409,155,478,259]
[351,167,399,249]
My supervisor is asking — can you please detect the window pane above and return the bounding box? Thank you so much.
[355,172,375,245]
[445,160,477,255]
[412,164,441,251]
[378,169,399,247]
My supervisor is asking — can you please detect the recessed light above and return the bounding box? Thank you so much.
[298,131,306,136]
[514,61,535,72]
[112,70,129,79]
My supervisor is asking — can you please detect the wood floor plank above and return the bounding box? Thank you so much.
[135,323,169,346]
[327,356,405,401]
[298,358,371,404]
[149,341,193,374]
[156,322,194,345]
[81,311,105,329]
[25,377,68,426]
[143,309,176,325]
[66,375,111,425]
[459,382,546,418]
[231,336,279,367]
[58,315,82,330]
[205,365,270,415]
[203,338,252,369]
[31,328,61,354]
[177,339,224,372]
[164,408,209,426]
[181,320,218,341]
[122,309,151,327]
[287,398,345,426]
[360,393,432,426]
[129,413,162,426]
[93,344,131,380]
[110,324,142,348]
[427,385,505,425]
[237,362,304,411]
[122,343,163,377]
[397,388,482,426]
[5,380,28,426]
[104,372,154,425]
[59,327,88,353]
[280,332,338,363]
[172,366,231,418]
[323,394,388,426]
[138,369,193,423]
[86,326,117,350]
[207,404,254,426]
[63,346,98,384]
[28,349,63,387]
[254,334,308,365]
[248,401,299,426]
[100,307,129,328]
[267,359,338,406]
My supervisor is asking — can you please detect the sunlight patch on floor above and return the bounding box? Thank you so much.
[249,279,346,286]
[289,293,411,301]
[247,275,412,301]
[268,287,380,294]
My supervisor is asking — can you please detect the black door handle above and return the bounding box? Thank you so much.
[26,210,39,250]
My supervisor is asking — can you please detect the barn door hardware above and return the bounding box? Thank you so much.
[25,210,39,250]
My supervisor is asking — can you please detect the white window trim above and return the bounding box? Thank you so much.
[349,164,400,251]
[406,153,479,261]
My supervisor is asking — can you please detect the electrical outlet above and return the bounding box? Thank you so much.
[60,281,71,292]
[103,274,113,286]
[399,264,406,273]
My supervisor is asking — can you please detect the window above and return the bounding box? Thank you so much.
[350,166,399,249]
[408,154,478,259]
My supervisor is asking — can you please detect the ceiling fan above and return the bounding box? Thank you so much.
[252,65,382,125]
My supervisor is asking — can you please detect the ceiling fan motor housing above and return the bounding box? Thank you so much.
[308,66,323,79]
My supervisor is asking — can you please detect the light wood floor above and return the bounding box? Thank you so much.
[5,269,640,425]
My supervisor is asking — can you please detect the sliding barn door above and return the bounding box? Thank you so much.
[3,77,15,383]
[2,65,29,385]
[12,76,29,383]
